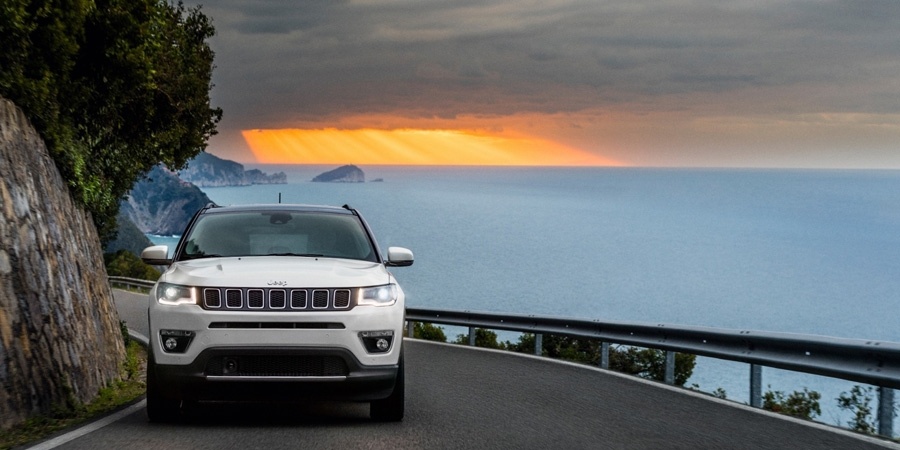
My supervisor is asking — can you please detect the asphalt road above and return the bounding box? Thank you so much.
[36,290,893,449]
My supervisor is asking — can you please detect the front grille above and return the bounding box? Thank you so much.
[204,289,221,308]
[205,355,348,377]
[226,289,242,308]
[291,290,307,309]
[270,290,286,309]
[312,290,328,309]
[248,289,264,309]
[201,288,356,312]
[334,290,351,308]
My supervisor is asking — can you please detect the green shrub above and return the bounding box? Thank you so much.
[762,387,821,420]
[412,322,448,342]
[837,385,876,434]
[104,249,160,281]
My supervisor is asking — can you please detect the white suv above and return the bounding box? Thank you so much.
[140,203,413,422]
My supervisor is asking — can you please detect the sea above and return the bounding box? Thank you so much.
[149,165,900,432]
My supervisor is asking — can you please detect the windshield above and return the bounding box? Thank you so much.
[178,211,377,262]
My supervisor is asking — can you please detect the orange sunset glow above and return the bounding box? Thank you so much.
[241,128,624,166]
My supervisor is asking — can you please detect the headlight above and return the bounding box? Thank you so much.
[155,283,198,306]
[357,284,399,307]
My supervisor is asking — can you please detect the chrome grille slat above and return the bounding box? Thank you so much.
[269,290,286,309]
[197,288,357,311]
[226,289,242,308]
[312,290,329,309]
[291,290,307,309]
[334,290,351,309]
[248,289,264,309]
[204,288,221,308]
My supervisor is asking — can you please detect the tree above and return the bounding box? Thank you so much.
[762,387,821,420]
[836,385,876,434]
[104,250,161,281]
[508,333,696,386]
[411,322,448,342]
[453,328,508,350]
[610,346,696,387]
[0,0,222,241]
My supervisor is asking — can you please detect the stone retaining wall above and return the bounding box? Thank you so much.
[0,97,125,429]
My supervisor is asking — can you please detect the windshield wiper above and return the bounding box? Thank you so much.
[266,253,325,257]
[181,253,225,260]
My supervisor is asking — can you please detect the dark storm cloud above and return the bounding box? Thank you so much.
[192,0,900,136]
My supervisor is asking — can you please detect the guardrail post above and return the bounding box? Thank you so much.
[468,327,476,346]
[406,321,415,339]
[664,350,675,385]
[750,364,763,408]
[534,333,543,356]
[600,342,610,369]
[878,387,894,437]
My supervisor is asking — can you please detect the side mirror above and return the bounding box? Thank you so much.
[385,246,414,267]
[141,245,171,265]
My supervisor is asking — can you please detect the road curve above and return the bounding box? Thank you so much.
[51,290,893,449]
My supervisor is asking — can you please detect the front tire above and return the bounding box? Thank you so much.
[370,353,405,422]
[146,351,181,423]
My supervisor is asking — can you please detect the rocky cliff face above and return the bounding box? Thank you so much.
[104,212,154,256]
[0,98,125,429]
[179,151,286,187]
[121,165,212,236]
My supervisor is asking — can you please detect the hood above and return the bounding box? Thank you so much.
[161,256,392,288]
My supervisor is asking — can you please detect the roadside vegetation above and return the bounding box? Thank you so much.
[105,250,161,281]
[408,323,696,386]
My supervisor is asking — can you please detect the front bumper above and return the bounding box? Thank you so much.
[147,283,405,402]
[152,346,400,402]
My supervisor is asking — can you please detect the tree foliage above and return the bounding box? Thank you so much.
[0,0,222,241]
[762,387,821,420]
[446,330,696,386]
[507,333,696,386]
[104,250,160,281]
[412,322,447,342]
[610,346,696,387]
[837,385,877,435]
[453,328,507,350]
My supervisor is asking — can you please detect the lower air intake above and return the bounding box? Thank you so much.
[205,355,348,377]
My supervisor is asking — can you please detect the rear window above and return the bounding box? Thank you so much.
[178,211,377,262]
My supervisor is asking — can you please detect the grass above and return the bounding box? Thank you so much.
[0,340,147,450]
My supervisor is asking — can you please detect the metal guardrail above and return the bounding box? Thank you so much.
[109,276,897,436]
[109,276,156,292]
[406,307,900,389]
[407,308,899,437]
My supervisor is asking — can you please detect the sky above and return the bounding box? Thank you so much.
[185,0,900,168]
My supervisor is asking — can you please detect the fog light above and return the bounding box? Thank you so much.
[359,330,394,353]
[159,329,195,353]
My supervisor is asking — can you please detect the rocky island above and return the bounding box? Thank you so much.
[312,164,366,182]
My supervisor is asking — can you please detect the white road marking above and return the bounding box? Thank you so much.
[26,399,146,450]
